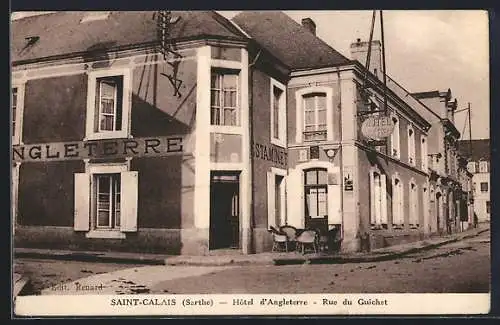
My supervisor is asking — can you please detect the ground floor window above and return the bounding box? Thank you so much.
[392,177,404,228]
[370,170,387,229]
[95,173,121,229]
[486,201,490,214]
[74,163,138,238]
[409,182,419,228]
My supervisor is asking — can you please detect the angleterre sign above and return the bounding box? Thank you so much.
[12,136,184,163]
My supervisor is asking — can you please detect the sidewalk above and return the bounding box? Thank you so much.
[14,225,489,267]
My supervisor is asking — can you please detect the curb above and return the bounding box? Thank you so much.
[14,228,488,267]
[14,251,166,266]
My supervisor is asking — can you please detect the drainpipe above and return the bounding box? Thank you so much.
[336,66,345,241]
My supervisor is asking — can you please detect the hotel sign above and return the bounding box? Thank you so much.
[361,115,394,140]
[12,136,184,163]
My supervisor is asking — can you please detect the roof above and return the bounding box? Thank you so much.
[458,139,490,161]
[232,11,350,70]
[11,11,248,64]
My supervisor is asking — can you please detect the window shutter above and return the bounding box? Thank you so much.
[381,174,388,224]
[74,173,90,231]
[267,171,275,228]
[369,171,375,224]
[120,171,138,232]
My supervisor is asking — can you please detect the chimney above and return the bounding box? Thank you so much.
[350,38,383,78]
[301,18,316,35]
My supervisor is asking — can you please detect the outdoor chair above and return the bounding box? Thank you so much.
[269,226,288,252]
[296,229,318,254]
[279,225,298,250]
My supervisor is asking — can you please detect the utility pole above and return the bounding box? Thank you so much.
[380,10,388,115]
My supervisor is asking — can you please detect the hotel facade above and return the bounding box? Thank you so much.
[11,11,472,255]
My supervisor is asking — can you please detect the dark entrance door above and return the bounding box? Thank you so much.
[210,172,240,250]
[304,168,328,234]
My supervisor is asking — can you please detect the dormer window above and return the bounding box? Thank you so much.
[479,161,489,173]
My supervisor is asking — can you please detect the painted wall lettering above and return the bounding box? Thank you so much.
[12,136,185,163]
[253,142,288,168]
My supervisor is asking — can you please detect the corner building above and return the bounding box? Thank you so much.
[11,11,466,255]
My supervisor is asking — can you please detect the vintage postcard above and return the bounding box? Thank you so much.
[11,10,490,317]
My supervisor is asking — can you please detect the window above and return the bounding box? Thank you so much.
[421,136,428,171]
[12,88,17,143]
[392,177,404,228]
[467,162,476,173]
[295,86,333,143]
[303,93,327,141]
[74,163,138,238]
[95,174,121,229]
[486,201,490,214]
[479,161,489,173]
[11,84,24,145]
[390,115,400,159]
[86,69,131,140]
[370,170,387,229]
[407,126,415,166]
[409,182,419,228]
[211,71,239,126]
[480,182,488,193]
[270,79,286,146]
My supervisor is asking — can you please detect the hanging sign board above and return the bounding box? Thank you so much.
[361,115,395,140]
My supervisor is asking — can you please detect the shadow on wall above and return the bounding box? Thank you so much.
[131,90,196,137]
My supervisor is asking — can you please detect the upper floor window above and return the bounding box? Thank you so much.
[390,115,400,159]
[86,68,132,140]
[479,161,489,173]
[421,136,428,171]
[295,86,333,144]
[480,182,489,193]
[407,125,415,166]
[211,71,239,126]
[270,78,286,146]
[467,161,476,173]
[11,84,25,145]
[12,88,17,143]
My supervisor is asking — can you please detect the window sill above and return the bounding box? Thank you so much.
[210,125,243,135]
[270,137,286,148]
[84,132,131,141]
[85,230,126,239]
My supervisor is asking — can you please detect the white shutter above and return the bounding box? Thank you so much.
[120,171,138,232]
[266,171,275,228]
[369,171,375,224]
[74,173,90,231]
[327,183,342,224]
[381,174,388,224]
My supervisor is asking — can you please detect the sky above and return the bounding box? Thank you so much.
[12,11,490,140]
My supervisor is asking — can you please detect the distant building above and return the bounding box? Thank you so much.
[458,139,490,223]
